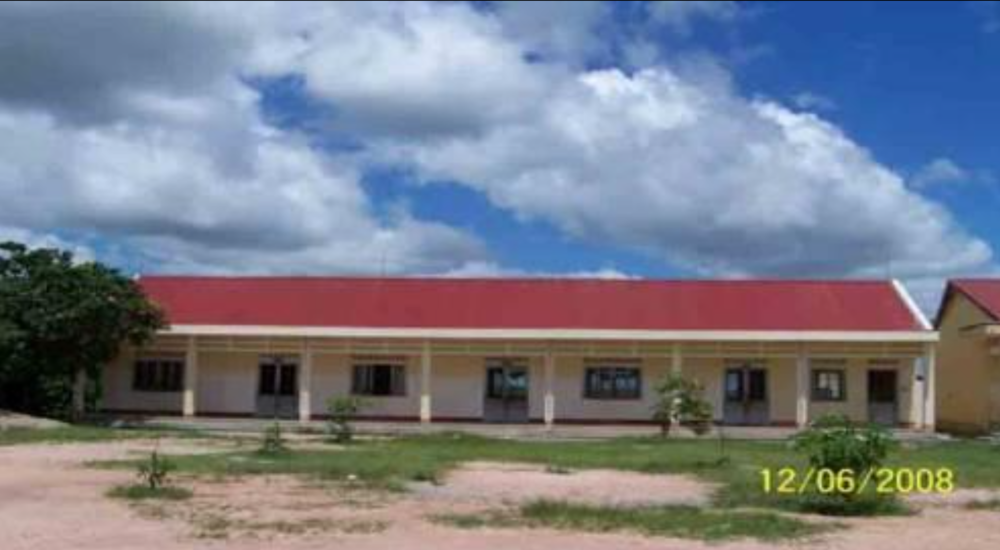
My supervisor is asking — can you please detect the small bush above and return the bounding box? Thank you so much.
[792,415,900,516]
[260,421,287,454]
[326,396,366,444]
[793,415,895,474]
[652,373,714,437]
[137,447,173,490]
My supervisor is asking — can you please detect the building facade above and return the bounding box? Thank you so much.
[101,277,937,429]
[935,279,1000,434]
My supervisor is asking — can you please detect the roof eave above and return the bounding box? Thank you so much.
[159,324,939,343]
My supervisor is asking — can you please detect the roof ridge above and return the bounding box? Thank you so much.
[137,275,895,285]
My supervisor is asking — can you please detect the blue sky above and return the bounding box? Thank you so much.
[1,1,999,310]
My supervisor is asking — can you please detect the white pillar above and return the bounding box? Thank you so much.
[299,342,313,423]
[671,345,683,427]
[72,369,87,418]
[796,350,809,428]
[420,342,432,423]
[544,351,556,427]
[923,343,936,432]
[183,336,198,417]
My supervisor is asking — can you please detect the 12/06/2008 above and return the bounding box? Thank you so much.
[760,467,955,495]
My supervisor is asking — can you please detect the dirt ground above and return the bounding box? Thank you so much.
[2,438,1000,550]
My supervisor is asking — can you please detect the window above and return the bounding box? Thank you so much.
[725,364,767,402]
[812,369,847,401]
[352,360,406,396]
[583,361,642,400]
[133,358,184,392]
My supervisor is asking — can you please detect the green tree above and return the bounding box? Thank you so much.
[0,241,165,418]
[652,373,714,438]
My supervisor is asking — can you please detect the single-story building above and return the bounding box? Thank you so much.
[100,277,938,429]
[935,279,1000,434]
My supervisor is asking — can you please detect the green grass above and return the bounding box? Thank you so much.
[95,433,1000,516]
[0,423,220,447]
[436,500,834,542]
[0,425,142,446]
[107,484,193,501]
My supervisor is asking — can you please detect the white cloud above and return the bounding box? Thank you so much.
[491,1,612,65]
[0,1,491,275]
[790,92,837,112]
[911,158,969,188]
[440,261,638,280]
[910,157,995,189]
[648,1,741,33]
[250,1,553,138]
[396,65,992,280]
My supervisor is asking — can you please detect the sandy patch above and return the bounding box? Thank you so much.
[2,438,1000,550]
[412,461,712,506]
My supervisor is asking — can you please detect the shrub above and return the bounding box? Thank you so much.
[792,414,899,515]
[137,447,173,490]
[326,396,366,444]
[260,421,287,454]
[652,373,714,437]
[793,415,895,474]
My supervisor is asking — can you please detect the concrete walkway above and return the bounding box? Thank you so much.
[112,416,946,442]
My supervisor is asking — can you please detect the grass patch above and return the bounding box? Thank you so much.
[439,501,834,542]
[429,510,522,529]
[0,425,140,446]
[96,433,999,517]
[966,498,1000,511]
[107,484,193,501]
[0,424,217,446]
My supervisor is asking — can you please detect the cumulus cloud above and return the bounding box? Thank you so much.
[0,1,491,275]
[395,65,991,280]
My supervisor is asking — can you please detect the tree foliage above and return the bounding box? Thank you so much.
[0,241,165,417]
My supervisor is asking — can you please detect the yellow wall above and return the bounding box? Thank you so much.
[936,292,995,433]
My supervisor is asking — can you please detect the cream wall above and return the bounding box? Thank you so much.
[806,358,915,425]
[548,356,670,422]
[936,293,995,433]
[310,353,420,418]
[430,355,484,420]
[196,351,259,414]
[101,343,927,426]
[102,349,183,413]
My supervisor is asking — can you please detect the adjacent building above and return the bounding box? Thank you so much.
[935,279,1000,434]
[100,277,937,429]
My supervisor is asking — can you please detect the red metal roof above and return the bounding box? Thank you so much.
[138,277,926,332]
[947,279,1000,322]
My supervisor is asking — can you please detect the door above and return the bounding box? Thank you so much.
[723,366,770,425]
[483,359,529,423]
[256,357,299,418]
[867,370,898,426]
